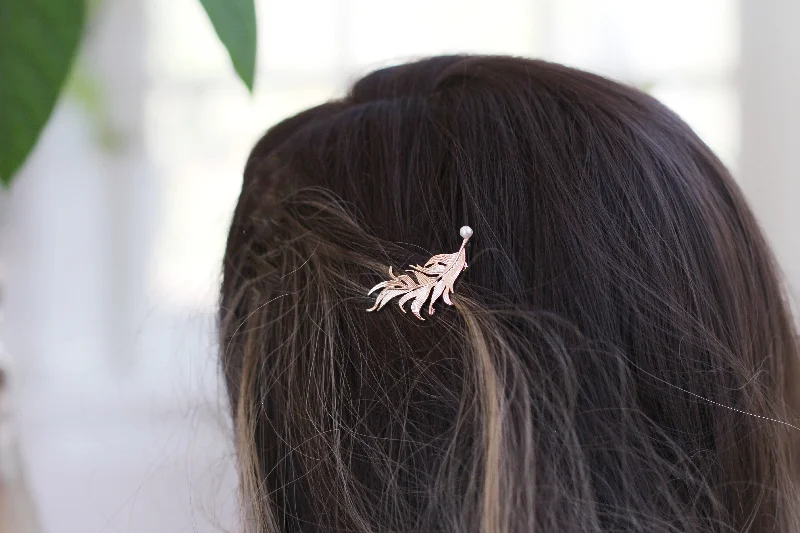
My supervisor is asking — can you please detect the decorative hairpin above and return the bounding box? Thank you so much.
[366,226,473,320]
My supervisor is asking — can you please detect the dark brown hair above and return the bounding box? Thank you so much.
[220,55,800,532]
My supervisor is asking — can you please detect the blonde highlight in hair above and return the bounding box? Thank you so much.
[221,56,800,532]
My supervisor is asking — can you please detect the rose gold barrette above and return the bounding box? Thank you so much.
[366,226,473,320]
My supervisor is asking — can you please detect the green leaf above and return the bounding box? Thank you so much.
[198,0,257,92]
[0,0,86,186]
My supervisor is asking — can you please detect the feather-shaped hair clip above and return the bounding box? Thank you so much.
[367,226,473,320]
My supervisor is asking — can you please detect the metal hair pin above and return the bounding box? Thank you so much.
[366,226,473,320]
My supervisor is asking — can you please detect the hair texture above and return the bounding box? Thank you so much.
[220,56,800,532]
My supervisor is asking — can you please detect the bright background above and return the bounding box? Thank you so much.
[2,1,799,532]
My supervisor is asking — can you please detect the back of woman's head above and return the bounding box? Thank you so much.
[220,55,800,532]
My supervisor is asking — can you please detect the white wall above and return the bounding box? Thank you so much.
[739,0,800,298]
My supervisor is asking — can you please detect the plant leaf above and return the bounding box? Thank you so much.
[198,0,257,92]
[0,0,86,186]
